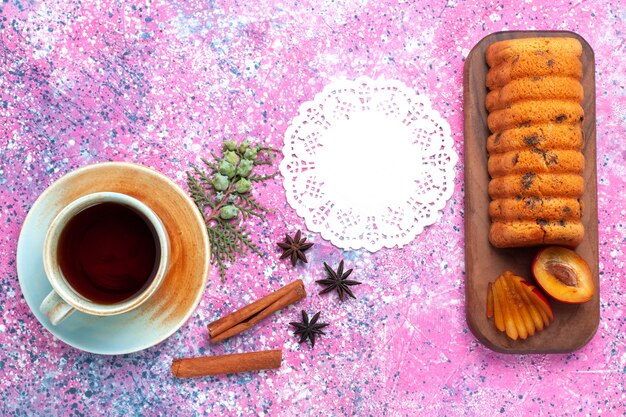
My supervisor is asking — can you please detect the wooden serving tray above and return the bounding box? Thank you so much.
[463,31,599,353]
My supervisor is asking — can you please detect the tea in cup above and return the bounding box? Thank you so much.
[40,192,170,325]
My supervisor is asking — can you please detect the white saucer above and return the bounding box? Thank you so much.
[17,162,210,354]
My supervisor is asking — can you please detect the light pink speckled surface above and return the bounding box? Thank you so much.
[1,1,625,416]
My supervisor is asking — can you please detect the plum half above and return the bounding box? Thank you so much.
[532,246,594,304]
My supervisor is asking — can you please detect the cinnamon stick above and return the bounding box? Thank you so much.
[208,279,306,343]
[172,350,282,378]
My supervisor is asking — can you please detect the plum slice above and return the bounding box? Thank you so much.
[487,271,553,341]
[532,246,594,304]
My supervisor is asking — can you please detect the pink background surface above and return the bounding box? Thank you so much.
[1,0,625,416]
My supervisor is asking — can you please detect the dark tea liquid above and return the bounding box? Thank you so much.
[58,202,159,304]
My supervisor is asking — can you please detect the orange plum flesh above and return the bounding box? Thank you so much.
[488,271,553,341]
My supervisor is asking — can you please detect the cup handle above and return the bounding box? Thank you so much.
[40,291,75,325]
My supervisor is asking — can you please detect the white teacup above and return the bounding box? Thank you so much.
[40,192,170,325]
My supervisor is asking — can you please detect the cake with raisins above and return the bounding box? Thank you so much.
[484,37,586,248]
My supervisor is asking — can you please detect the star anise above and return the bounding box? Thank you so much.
[277,230,314,267]
[316,260,361,301]
[289,310,329,348]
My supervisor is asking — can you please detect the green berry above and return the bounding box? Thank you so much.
[215,192,224,201]
[212,174,229,191]
[239,139,250,153]
[224,140,237,151]
[224,150,240,166]
[237,159,253,177]
[243,148,258,160]
[219,205,239,220]
[218,160,236,178]
[235,178,252,193]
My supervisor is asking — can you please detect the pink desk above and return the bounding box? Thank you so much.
[1,0,624,415]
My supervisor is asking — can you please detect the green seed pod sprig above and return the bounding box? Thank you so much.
[186,138,279,281]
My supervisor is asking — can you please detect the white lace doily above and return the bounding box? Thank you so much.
[280,77,458,251]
